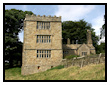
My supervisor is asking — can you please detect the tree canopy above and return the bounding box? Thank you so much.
[5,9,34,68]
[62,20,99,48]
[100,15,105,39]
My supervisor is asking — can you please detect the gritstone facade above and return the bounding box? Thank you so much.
[21,14,96,75]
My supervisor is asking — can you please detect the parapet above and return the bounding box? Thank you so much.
[24,14,61,22]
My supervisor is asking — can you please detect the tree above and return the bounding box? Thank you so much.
[5,9,34,68]
[62,20,99,49]
[96,43,105,54]
[100,15,105,39]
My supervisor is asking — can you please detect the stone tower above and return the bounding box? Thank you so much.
[21,14,63,75]
[87,29,92,44]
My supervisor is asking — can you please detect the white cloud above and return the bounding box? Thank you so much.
[19,31,24,42]
[55,5,105,44]
[92,15,105,44]
[55,5,95,21]
[92,15,104,36]
[98,37,105,45]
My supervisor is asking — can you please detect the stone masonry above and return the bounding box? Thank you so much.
[63,30,96,57]
[22,14,96,75]
[21,14,63,75]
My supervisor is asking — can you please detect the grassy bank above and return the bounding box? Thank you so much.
[5,63,105,80]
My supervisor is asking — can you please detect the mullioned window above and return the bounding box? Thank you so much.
[37,50,51,58]
[37,22,50,29]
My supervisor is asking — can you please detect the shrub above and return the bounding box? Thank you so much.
[64,55,79,59]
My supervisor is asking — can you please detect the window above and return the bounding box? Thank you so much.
[82,52,87,56]
[51,66,53,68]
[37,35,51,43]
[38,66,40,69]
[63,51,68,54]
[37,50,51,58]
[37,22,50,29]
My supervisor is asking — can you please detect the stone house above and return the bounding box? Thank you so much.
[63,29,96,57]
[21,14,95,75]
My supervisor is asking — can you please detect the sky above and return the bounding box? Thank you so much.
[5,5,105,44]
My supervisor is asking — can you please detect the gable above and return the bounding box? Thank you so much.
[77,43,90,51]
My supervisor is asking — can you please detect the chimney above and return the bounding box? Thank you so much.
[72,40,74,44]
[87,29,92,44]
[67,38,70,44]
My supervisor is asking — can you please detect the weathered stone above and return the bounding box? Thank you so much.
[22,14,96,75]
[22,15,63,75]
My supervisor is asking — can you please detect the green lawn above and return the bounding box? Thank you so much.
[5,63,105,80]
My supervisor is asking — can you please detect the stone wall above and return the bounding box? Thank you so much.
[21,14,96,75]
[21,15,63,75]
[61,53,105,68]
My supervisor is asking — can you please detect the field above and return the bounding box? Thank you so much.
[5,63,105,80]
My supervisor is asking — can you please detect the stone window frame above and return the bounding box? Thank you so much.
[63,50,69,54]
[37,50,51,58]
[37,21,50,30]
[82,52,87,56]
[38,66,40,69]
[37,35,51,43]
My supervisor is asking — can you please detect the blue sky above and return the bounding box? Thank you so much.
[5,5,105,43]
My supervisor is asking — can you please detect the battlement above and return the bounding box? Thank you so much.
[24,14,61,22]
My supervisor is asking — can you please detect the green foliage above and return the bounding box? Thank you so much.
[96,43,105,54]
[5,9,34,68]
[62,20,99,48]
[64,55,79,59]
[62,20,92,44]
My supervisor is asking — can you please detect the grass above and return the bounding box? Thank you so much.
[64,55,80,59]
[5,63,105,80]
[47,65,64,71]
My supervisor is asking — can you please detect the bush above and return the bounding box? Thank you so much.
[64,55,79,59]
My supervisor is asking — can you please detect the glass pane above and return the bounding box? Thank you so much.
[42,22,43,29]
[47,54,48,58]
[49,39,50,43]
[44,23,45,29]
[37,39,39,43]
[42,39,43,43]
[49,54,51,57]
